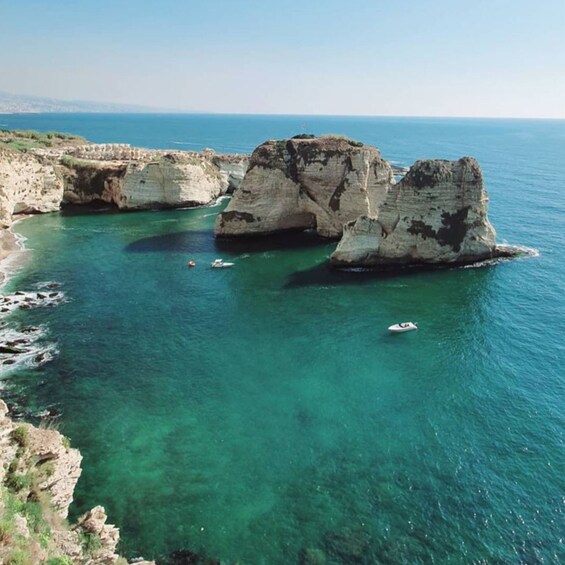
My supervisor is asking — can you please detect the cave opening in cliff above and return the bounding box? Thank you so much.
[60,200,121,216]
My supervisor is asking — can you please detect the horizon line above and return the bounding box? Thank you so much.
[1,111,564,122]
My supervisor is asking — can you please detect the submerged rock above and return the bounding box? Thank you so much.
[324,527,372,563]
[299,546,327,565]
[215,135,393,238]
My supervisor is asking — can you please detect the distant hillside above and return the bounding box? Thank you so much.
[0,90,174,114]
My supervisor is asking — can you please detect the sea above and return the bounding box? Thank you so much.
[0,113,564,564]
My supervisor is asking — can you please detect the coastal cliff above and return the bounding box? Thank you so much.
[0,138,247,227]
[215,135,393,238]
[331,158,501,267]
[57,145,247,210]
[0,399,155,564]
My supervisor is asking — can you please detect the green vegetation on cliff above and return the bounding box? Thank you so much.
[0,129,85,153]
[1,425,63,564]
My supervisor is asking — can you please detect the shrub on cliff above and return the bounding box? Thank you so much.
[10,426,29,448]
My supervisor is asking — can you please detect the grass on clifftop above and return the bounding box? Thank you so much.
[0,129,86,153]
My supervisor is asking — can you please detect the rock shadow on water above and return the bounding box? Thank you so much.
[125,229,331,255]
[215,230,332,254]
[60,201,121,216]
[284,262,460,289]
[125,230,213,253]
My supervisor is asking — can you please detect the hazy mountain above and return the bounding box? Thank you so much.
[0,91,176,114]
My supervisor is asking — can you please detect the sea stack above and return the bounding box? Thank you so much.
[214,135,394,238]
[330,157,498,267]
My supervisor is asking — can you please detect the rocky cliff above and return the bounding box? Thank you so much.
[0,148,64,228]
[0,399,154,564]
[330,158,500,267]
[0,142,248,226]
[215,135,394,238]
[58,145,247,210]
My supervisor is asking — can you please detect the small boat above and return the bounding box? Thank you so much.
[187,261,196,267]
[388,322,418,333]
[211,259,235,268]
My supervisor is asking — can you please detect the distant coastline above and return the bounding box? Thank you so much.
[0,90,178,115]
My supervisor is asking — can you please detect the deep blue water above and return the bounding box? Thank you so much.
[1,114,565,563]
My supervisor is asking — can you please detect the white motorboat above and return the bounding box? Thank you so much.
[211,259,235,268]
[388,322,418,333]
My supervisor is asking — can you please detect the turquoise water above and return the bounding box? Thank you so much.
[2,115,565,563]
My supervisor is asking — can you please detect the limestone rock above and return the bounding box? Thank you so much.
[74,505,120,563]
[0,144,248,225]
[0,398,155,565]
[57,146,247,210]
[25,418,82,518]
[0,148,64,227]
[215,135,394,238]
[119,155,224,209]
[330,157,497,267]
[60,159,126,206]
[212,153,249,193]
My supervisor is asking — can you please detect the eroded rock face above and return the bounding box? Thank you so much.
[330,157,497,267]
[119,156,224,208]
[213,154,249,193]
[60,149,248,210]
[215,136,394,238]
[0,399,82,519]
[0,148,63,227]
[0,144,248,225]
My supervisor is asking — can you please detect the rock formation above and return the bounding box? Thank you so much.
[215,135,394,238]
[330,158,499,267]
[213,134,511,268]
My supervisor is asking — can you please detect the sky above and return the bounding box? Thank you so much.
[0,0,564,118]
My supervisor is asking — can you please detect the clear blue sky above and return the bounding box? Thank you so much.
[1,0,564,117]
